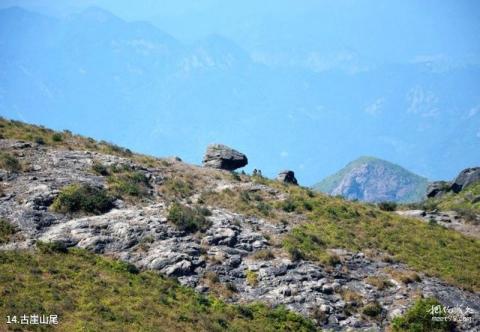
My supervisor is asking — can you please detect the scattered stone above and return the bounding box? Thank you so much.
[277,170,298,185]
[202,144,248,171]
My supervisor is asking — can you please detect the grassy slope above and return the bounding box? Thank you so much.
[436,182,480,214]
[313,156,428,203]
[204,181,480,291]
[280,186,480,291]
[1,117,479,309]
[0,117,160,168]
[0,248,315,332]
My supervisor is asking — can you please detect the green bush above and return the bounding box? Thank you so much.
[280,199,297,212]
[391,297,455,331]
[34,136,45,145]
[252,249,275,260]
[378,201,398,212]
[0,152,21,173]
[51,183,114,215]
[0,219,17,244]
[246,270,259,287]
[51,133,63,142]
[167,203,212,233]
[108,170,150,198]
[91,161,110,176]
[36,241,69,254]
[362,301,383,317]
[162,178,194,199]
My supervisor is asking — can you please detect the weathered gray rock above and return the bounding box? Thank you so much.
[426,181,451,198]
[277,170,298,185]
[202,144,248,171]
[451,167,480,193]
[1,139,480,331]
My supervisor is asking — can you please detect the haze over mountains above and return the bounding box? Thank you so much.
[0,4,479,185]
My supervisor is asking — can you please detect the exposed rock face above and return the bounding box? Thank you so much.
[451,167,480,193]
[425,167,480,198]
[1,139,479,331]
[277,170,298,185]
[313,157,428,203]
[426,181,452,198]
[202,144,248,171]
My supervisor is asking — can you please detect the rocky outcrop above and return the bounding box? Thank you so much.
[451,167,480,193]
[1,139,479,331]
[426,181,452,198]
[202,144,248,171]
[277,170,298,185]
[425,167,480,198]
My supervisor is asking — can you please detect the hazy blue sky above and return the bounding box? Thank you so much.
[1,1,479,184]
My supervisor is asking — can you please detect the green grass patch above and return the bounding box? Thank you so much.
[0,118,154,164]
[436,182,480,217]
[0,219,17,244]
[362,301,383,318]
[246,270,259,287]
[51,184,114,215]
[107,168,150,199]
[200,189,275,218]
[281,187,480,291]
[0,248,316,332]
[391,297,455,332]
[405,182,480,219]
[167,203,212,233]
[0,152,21,173]
[161,178,194,199]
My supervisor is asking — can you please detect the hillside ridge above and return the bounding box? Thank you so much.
[0,118,479,331]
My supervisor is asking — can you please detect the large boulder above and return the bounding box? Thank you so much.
[451,167,480,193]
[277,170,298,185]
[426,181,451,198]
[202,144,248,171]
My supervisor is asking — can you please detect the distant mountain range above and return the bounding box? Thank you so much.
[0,6,479,184]
[313,156,428,203]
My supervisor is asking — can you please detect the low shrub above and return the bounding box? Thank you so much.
[51,183,114,215]
[91,161,110,176]
[0,219,17,244]
[252,249,275,260]
[34,136,45,145]
[230,172,241,181]
[0,152,21,173]
[280,199,297,213]
[51,133,63,142]
[167,203,212,233]
[362,301,383,318]
[36,241,69,254]
[286,247,306,262]
[388,270,422,284]
[391,297,455,331]
[378,201,398,212]
[245,270,259,287]
[365,276,394,290]
[108,171,150,198]
[162,178,194,199]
